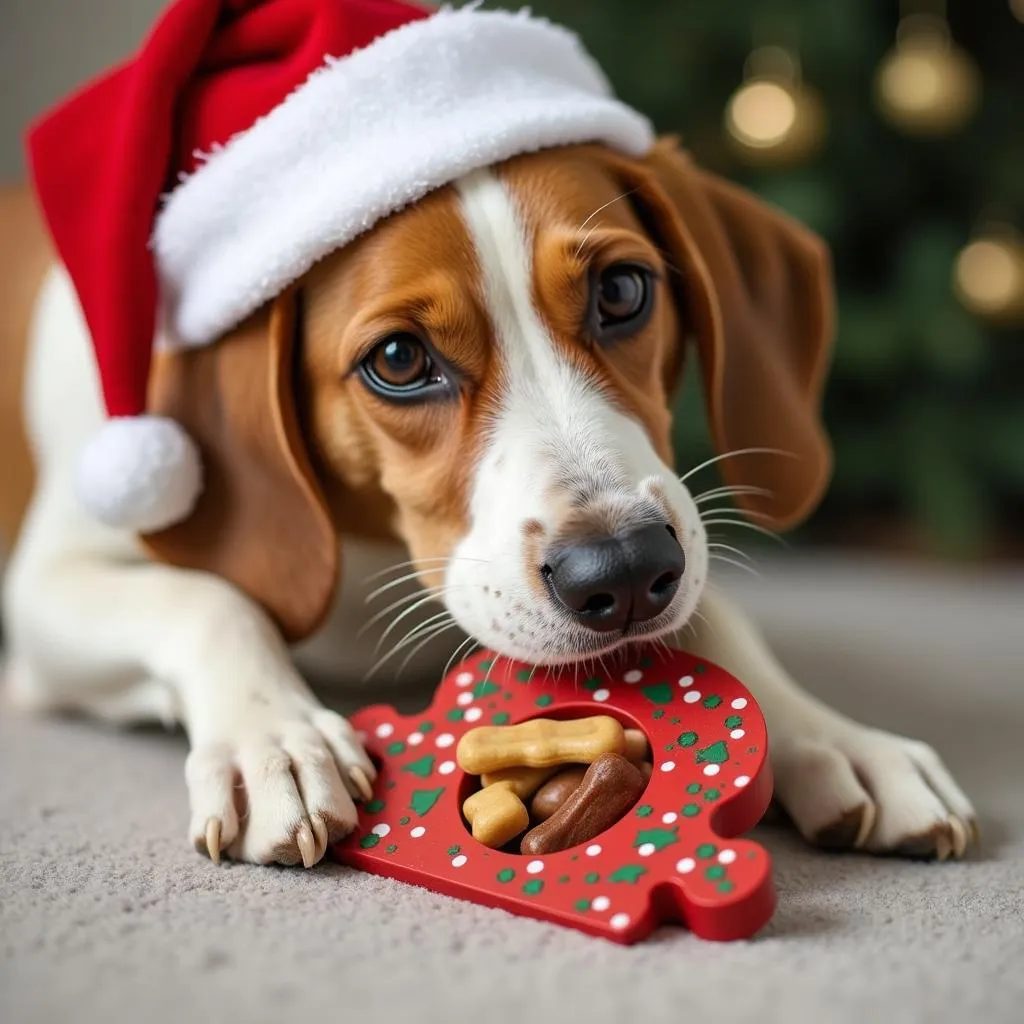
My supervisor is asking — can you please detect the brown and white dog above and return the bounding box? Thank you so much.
[0,135,978,868]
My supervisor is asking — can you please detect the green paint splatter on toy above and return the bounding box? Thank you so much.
[678,731,698,748]
[472,680,500,698]
[535,694,554,708]
[402,755,436,778]
[608,865,647,884]
[558,875,570,884]
[497,868,515,883]
[479,659,494,671]
[670,717,681,725]
[366,799,385,813]
[399,816,410,825]
[359,834,381,849]
[386,780,396,790]
[503,692,514,700]
[409,787,445,816]
[652,710,665,720]
[747,746,759,754]
[446,708,464,722]
[447,844,461,856]
[584,872,600,884]
[696,843,717,859]
[516,669,532,682]
[570,855,579,862]
[636,804,654,817]
[704,789,721,802]
[386,741,406,755]
[682,803,701,817]
[696,740,729,765]
[663,743,675,752]
[575,898,591,911]
[492,712,510,725]
[686,782,701,794]
[702,695,722,709]
[717,880,735,894]
[583,677,602,691]
[724,715,743,729]
[706,865,726,880]
[386,844,398,853]
[640,657,654,669]
[523,880,544,895]
[418,721,434,734]
[694,664,706,674]
[641,682,673,705]
[634,827,678,852]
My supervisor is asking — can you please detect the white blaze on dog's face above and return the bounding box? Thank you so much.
[444,165,706,664]
[300,145,708,665]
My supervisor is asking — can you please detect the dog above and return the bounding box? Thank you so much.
[0,1,976,869]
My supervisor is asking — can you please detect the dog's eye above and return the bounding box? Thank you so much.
[591,263,654,342]
[359,333,448,400]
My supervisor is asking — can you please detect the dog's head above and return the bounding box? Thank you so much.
[145,138,833,665]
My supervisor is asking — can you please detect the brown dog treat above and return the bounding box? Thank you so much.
[623,728,649,764]
[481,764,559,800]
[530,765,588,822]
[520,753,645,856]
[456,716,625,775]
[638,759,653,782]
[463,781,530,849]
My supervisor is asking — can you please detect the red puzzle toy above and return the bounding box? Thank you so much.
[333,647,775,944]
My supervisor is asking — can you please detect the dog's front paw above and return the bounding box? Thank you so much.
[185,705,376,867]
[771,725,978,860]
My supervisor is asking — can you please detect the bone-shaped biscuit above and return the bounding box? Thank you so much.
[457,716,625,775]
[480,764,559,800]
[624,728,650,764]
[520,753,646,855]
[462,781,530,849]
[530,765,588,822]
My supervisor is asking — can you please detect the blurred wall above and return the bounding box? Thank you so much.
[0,0,166,181]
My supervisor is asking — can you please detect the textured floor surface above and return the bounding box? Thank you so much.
[2,554,1022,1024]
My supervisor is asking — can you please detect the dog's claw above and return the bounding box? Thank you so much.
[297,821,318,868]
[205,817,222,865]
[310,814,329,862]
[349,766,374,802]
[949,817,969,859]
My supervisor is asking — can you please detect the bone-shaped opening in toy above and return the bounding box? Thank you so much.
[457,704,651,856]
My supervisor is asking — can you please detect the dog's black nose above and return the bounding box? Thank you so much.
[543,524,685,633]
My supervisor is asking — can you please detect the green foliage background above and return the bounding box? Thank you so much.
[456,0,1024,557]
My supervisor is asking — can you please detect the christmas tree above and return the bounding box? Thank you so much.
[457,0,1024,559]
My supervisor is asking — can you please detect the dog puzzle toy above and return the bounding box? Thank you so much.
[333,647,775,943]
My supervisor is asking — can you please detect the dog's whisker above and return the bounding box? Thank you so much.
[442,634,480,682]
[573,188,638,256]
[372,592,455,653]
[693,485,774,506]
[397,621,464,677]
[699,505,777,522]
[700,518,788,547]
[361,554,491,588]
[679,447,795,485]
[363,611,459,680]
[709,553,762,578]
[707,542,756,564]
[357,585,449,636]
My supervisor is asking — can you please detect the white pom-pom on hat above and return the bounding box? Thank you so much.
[74,416,203,534]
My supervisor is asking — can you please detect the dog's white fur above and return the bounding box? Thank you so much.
[3,169,976,865]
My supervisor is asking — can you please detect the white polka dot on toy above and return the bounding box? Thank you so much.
[371,823,391,837]
[660,761,676,773]
[457,691,473,706]
[526,860,544,875]
[610,913,630,931]
[375,722,394,739]
[676,857,696,874]
[435,733,454,749]
[585,844,602,857]
[638,843,656,857]
[718,849,737,865]
[464,707,483,722]
[438,760,456,775]
[678,675,694,688]
[731,697,748,710]
[591,896,611,912]
[683,691,701,704]
[407,731,424,746]
[703,764,720,777]
[662,812,678,824]
[734,775,751,788]
[451,855,467,868]
[623,669,643,683]
[730,728,745,740]
[593,688,610,702]
[410,826,426,838]
[456,671,474,687]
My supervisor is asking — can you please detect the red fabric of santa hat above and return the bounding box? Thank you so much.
[27,0,654,533]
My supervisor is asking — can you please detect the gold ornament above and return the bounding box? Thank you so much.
[724,46,826,167]
[875,13,980,136]
[953,229,1024,324]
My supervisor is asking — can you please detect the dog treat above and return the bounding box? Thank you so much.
[638,760,653,782]
[520,753,645,856]
[480,764,559,800]
[457,716,625,775]
[530,765,588,822]
[623,728,650,764]
[463,781,530,849]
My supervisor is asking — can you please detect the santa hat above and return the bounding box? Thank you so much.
[27,0,654,533]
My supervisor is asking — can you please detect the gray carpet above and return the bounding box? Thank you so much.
[2,553,1022,1024]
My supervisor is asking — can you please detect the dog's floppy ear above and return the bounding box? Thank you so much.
[142,289,338,642]
[620,137,835,530]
